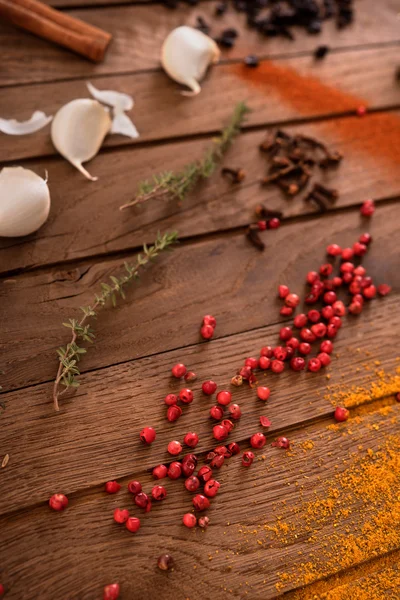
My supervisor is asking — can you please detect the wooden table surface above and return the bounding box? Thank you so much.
[1,1,400,598]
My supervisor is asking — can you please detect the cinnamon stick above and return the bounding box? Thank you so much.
[0,0,112,62]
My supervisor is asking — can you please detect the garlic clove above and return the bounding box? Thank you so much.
[0,167,50,237]
[161,26,220,97]
[111,108,139,139]
[0,111,53,135]
[86,82,134,112]
[51,99,111,181]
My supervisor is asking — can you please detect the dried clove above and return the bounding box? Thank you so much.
[254,204,283,219]
[246,224,265,251]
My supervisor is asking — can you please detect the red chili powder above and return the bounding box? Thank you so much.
[235,61,400,167]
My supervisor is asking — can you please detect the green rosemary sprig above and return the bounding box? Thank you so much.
[53,231,178,411]
[119,101,250,211]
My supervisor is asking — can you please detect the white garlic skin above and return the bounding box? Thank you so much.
[161,26,220,96]
[0,167,50,237]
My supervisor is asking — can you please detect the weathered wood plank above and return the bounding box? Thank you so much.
[0,201,398,391]
[1,0,399,86]
[1,113,400,273]
[0,405,398,599]
[0,291,399,514]
[1,46,400,164]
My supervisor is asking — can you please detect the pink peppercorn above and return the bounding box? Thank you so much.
[285,293,300,308]
[286,337,300,350]
[377,284,391,296]
[183,513,197,528]
[171,363,186,378]
[326,244,342,256]
[290,357,305,371]
[271,359,284,373]
[278,285,290,298]
[257,386,271,401]
[360,200,375,217]
[317,352,331,367]
[363,285,377,299]
[184,432,199,448]
[204,479,220,498]
[323,291,337,305]
[217,391,232,406]
[113,508,130,524]
[213,424,229,441]
[272,437,290,449]
[353,242,367,256]
[245,357,259,369]
[193,494,210,511]
[320,340,333,354]
[210,405,224,420]
[140,427,156,445]
[311,322,327,338]
[229,403,242,419]
[273,346,287,361]
[203,314,216,328]
[260,416,272,428]
[152,486,167,501]
[202,380,217,395]
[308,358,322,372]
[179,388,194,404]
[321,305,334,320]
[280,306,293,317]
[260,346,273,357]
[185,371,197,382]
[200,324,214,340]
[306,271,320,285]
[268,217,280,229]
[167,405,182,422]
[300,328,316,343]
[185,476,200,492]
[152,465,167,479]
[221,419,234,433]
[49,493,69,511]
[332,300,346,316]
[259,356,271,370]
[167,462,182,479]
[334,406,349,422]
[228,442,240,455]
[167,440,182,456]
[242,451,255,467]
[164,393,177,406]
[134,493,150,511]
[128,480,142,495]
[210,454,225,469]
[250,433,266,448]
[279,326,292,341]
[105,481,121,494]
[294,313,308,328]
[104,583,120,600]
[258,220,267,231]
[307,309,320,323]
[299,342,311,355]
[319,263,333,277]
[341,248,354,261]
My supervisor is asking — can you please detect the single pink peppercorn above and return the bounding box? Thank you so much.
[271,359,284,373]
[377,283,391,296]
[326,324,338,338]
[104,583,120,600]
[259,356,271,370]
[204,479,220,498]
[273,346,287,361]
[360,199,375,217]
[332,276,343,288]
[213,424,229,441]
[193,494,210,511]
[134,492,150,509]
[184,432,199,448]
[272,437,290,449]
[300,328,316,343]
[229,403,242,419]
[353,242,367,256]
[245,357,259,369]
[185,476,200,492]
[210,405,224,420]
[221,419,234,433]
[210,454,225,469]
[332,300,346,316]
[286,337,300,350]
[105,481,121,494]
[183,513,197,528]
[268,217,280,229]
[354,265,366,276]
[290,357,305,371]
[217,390,232,406]
[258,220,267,231]
[203,314,216,328]
[260,346,273,357]
[242,451,255,467]
[334,406,349,422]
[359,232,372,245]
[323,291,337,305]
[308,358,322,372]
[198,516,210,528]
[311,322,327,338]
[317,352,331,367]
[171,363,186,378]
[250,432,266,448]
[152,485,167,501]
[279,326,292,341]
[228,441,240,455]
[340,261,355,273]
[306,271,319,285]
[167,462,182,480]
[127,480,142,495]
[396,393,400,403]
[152,465,168,479]
[285,293,300,308]
[126,517,141,533]
[167,440,182,456]
[327,243,342,256]
[280,306,294,317]
[260,416,271,428]
[329,316,342,329]
[167,405,182,422]
[164,393,177,406]
[257,386,271,401]
[299,342,311,355]
[140,427,156,444]
[307,309,320,323]
[294,313,308,328]
[179,388,193,404]
[113,508,130,524]
[341,247,354,261]
[342,272,353,284]
[319,263,333,277]
[185,371,197,382]
[202,380,217,395]
[239,365,253,380]
[321,305,334,320]
[320,340,333,354]
[200,324,214,340]
[363,285,377,299]
[198,465,213,482]
[49,493,69,511]
[349,302,363,315]
[278,284,290,298]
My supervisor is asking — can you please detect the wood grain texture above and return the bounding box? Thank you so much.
[1,293,399,514]
[1,202,398,390]
[1,113,400,274]
[1,0,399,86]
[0,405,398,599]
[2,45,400,164]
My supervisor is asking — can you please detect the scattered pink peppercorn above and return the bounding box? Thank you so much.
[321,305,334,320]
[193,494,210,511]
[332,300,346,316]
[311,322,327,338]
[317,352,331,367]
[167,440,182,456]
[171,363,187,378]
[349,302,363,315]
[363,285,377,299]
[164,393,177,406]
[104,583,120,600]
[273,346,287,361]
[213,424,229,441]
[228,441,240,455]
[326,324,338,338]
[179,388,193,404]
[202,380,217,395]
[320,340,333,354]
[250,432,266,449]
[341,247,354,261]
[221,419,234,433]
[323,291,337,305]
[260,346,273,357]
[217,390,232,406]
[259,356,271,369]
[307,309,320,323]
[326,243,342,256]
[334,406,349,422]
[242,451,255,467]
[342,271,353,284]
[239,365,253,380]
[280,306,293,316]
[286,337,300,350]
[359,232,372,245]
[105,481,121,494]
[329,316,342,329]
[140,427,156,445]
[183,513,197,528]
[306,271,319,284]
[294,313,307,328]
[272,437,290,449]
[257,386,271,401]
[113,508,130,524]
[182,457,196,477]
[204,479,220,498]
[231,374,243,386]
[278,284,290,298]
[258,220,267,231]
[184,371,197,382]
[127,480,142,495]
[203,314,216,328]
[319,263,333,277]
[377,284,391,296]
[184,432,199,448]
[353,242,367,256]
[210,454,225,469]
[299,342,311,355]
[332,276,343,287]
[260,416,271,428]
[125,516,141,533]
[134,492,150,509]
[198,516,210,528]
[290,356,305,371]
[271,359,284,373]
[308,358,322,372]
[285,293,300,308]
[340,261,355,273]
[198,465,213,483]
[279,326,292,341]
[200,324,214,340]
[167,462,182,480]
[229,403,242,419]
[245,357,259,369]
[360,199,375,217]
[300,328,316,343]
[268,217,280,229]
[152,465,167,479]
[152,485,167,501]
[210,405,224,420]
[354,265,366,276]
[167,405,182,422]
[49,493,68,511]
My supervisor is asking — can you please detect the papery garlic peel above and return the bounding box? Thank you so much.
[51,99,111,181]
[87,82,139,139]
[0,167,50,237]
[161,26,220,96]
[0,111,52,135]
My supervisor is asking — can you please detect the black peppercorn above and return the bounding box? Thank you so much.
[244,55,260,68]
